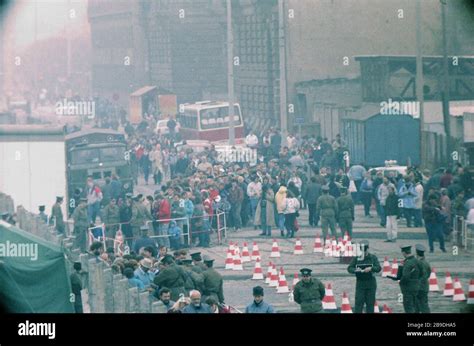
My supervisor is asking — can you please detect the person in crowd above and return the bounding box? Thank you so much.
[255,184,276,237]
[245,286,275,313]
[283,190,300,238]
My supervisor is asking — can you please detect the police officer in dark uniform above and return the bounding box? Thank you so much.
[181,255,204,294]
[153,255,187,301]
[190,251,207,273]
[415,244,431,313]
[202,255,225,304]
[293,268,326,313]
[347,240,381,313]
[398,245,421,313]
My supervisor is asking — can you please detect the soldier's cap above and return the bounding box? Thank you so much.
[56,196,64,201]
[181,256,193,264]
[38,205,45,209]
[415,244,426,253]
[140,225,149,232]
[1,212,9,217]
[125,193,133,198]
[140,258,153,269]
[160,254,175,265]
[132,195,141,201]
[190,251,202,260]
[79,197,88,202]
[203,255,214,263]
[321,185,330,191]
[253,286,264,296]
[300,268,312,276]
[359,240,369,249]
[137,194,143,199]
[400,244,412,252]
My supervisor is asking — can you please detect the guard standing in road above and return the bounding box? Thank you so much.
[293,268,326,313]
[72,197,89,252]
[51,196,65,235]
[316,185,338,241]
[398,245,421,313]
[337,187,355,238]
[201,255,225,304]
[190,251,208,272]
[347,240,381,313]
[415,244,431,313]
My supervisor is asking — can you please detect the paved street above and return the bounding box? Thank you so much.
[137,180,474,313]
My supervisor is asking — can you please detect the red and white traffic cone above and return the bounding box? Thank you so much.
[232,251,243,271]
[294,238,304,255]
[252,258,264,280]
[313,234,323,253]
[224,249,234,270]
[322,283,337,310]
[265,262,273,285]
[292,272,300,289]
[340,292,353,313]
[374,301,380,313]
[270,239,281,258]
[234,242,240,257]
[228,241,235,255]
[331,238,338,257]
[241,242,251,263]
[391,258,399,277]
[381,257,391,277]
[452,278,466,301]
[276,267,290,293]
[324,236,332,257]
[429,268,440,292]
[346,241,353,257]
[443,272,454,296]
[269,264,279,287]
[251,242,261,261]
[467,279,474,304]
[382,304,392,313]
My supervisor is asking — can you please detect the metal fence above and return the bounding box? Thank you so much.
[86,211,228,252]
[452,215,474,251]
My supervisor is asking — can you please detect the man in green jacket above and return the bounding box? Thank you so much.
[337,187,354,238]
[102,198,121,247]
[316,185,338,241]
[181,256,204,294]
[347,240,381,313]
[72,198,89,252]
[51,196,65,235]
[399,245,422,313]
[202,255,225,304]
[293,268,326,313]
[153,255,187,301]
[415,244,431,313]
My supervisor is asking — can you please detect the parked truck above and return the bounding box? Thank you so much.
[0,125,133,218]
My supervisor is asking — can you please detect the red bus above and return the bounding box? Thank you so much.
[178,101,245,144]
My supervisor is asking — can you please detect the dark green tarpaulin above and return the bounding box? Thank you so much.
[0,220,74,313]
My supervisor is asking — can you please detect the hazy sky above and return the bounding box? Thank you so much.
[3,0,89,50]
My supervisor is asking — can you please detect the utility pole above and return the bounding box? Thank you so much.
[278,0,288,146]
[441,0,452,159]
[227,0,235,145]
[66,0,72,78]
[415,0,425,167]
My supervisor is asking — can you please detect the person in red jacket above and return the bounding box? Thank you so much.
[155,193,171,248]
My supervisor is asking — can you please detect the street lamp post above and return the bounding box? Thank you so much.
[227,0,235,145]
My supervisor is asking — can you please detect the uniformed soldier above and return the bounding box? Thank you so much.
[398,245,421,313]
[337,187,354,238]
[415,244,431,313]
[190,251,208,273]
[72,198,89,252]
[347,240,381,313]
[202,255,225,304]
[153,254,187,301]
[130,195,143,239]
[102,198,121,248]
[51,196,65,235]
[181,256,205,294]
[316,186,338,241]
[293,268,326,313]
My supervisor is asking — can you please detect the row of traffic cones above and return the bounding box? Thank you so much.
[225,241,262,270]
[321,285,391,313]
